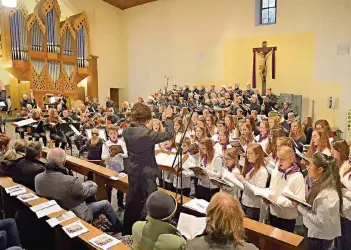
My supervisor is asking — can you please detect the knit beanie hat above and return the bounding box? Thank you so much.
[146,191,177,220]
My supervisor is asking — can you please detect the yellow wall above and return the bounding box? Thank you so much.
[223,33,340,128]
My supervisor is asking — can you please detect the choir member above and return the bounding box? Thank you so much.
[303,116,313,145]
[205,114,215,137]
[193,126,207,145]
[338,145,351,249]
[255,120,270,153]
[102,125,128,209]
[220,148,241,199]
[225,114,239,141]
[267,146,305,232]
[194,137,223,201]
[294,153,342,250]
[249,95,261,114]
[174,117,185,146]
[239,122,254,153]
[289,120,306,150]
[306,130,332,157]
[172,137,195,197]
[236,144,268,221]
[213,129,232,156]
[331,140,349,167]
[246,115,260,136]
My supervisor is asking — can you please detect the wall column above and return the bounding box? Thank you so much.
[87,55,99,100]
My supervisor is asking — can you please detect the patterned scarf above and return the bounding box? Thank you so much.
[203,154,208,167]
[278,163,300,180]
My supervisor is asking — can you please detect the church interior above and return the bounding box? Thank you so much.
[0,0,350,249]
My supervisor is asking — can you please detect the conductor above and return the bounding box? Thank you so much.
[122,103,174,235]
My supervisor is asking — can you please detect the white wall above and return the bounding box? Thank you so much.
[123,0,351,139]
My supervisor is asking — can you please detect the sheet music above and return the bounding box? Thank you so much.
[222,172,244,190]
[89,233,121,250]
[62,220,89,238]
[0,101,6,107]
[46,211,77,228]
[183,198,209,214]
[156,153,179,167]
[17,193,39,202]
[177,213,206,240]
[295,148,311,162]
[254,188,283,210]
[69,124,81,136]
[13,118,37,127]
[282,189,311,208]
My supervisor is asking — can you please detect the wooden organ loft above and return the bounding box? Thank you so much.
[0,0,98,108]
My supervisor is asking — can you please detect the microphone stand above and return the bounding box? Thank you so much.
[172,108,195,206]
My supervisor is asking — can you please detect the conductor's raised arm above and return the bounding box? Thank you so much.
[148,106,174,144]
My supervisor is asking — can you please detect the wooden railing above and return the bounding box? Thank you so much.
[41,149,305,250]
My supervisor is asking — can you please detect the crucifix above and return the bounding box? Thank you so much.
[252,41,277,95]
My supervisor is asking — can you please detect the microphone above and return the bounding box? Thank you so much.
[7,107,17,115]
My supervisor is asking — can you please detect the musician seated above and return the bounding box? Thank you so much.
[14,142,45,191]
[185,192,258,250]
[106,108,118,125]
[48,109,67,149]
[132,191,186,250]
[26,104,34,115]
[15,108,29,139]
[97,105,105,116]
[20,94,29,108]
[251,110,260,126]
[61,110,75,149]
[35,148,122,233]
[56,104,63,116]
[106,96,115,108]
[31,110,47,147]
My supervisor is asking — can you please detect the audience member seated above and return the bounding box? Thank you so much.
[0,150,24,178]
[35,148,122,233]
[0,134,11,159]
[132,191,186,250]
[0,218,22,250]
[14,142,45,190]
[185,192,258,250]
[11,140,27,155]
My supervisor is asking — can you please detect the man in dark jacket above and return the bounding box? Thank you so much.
[183,84,191,101]
[122,103,174,235]
[14,142,45,191]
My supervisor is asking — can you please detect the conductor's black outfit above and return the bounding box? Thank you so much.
[122,117,174,235]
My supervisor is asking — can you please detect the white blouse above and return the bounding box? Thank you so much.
[172,154,195,189]
[241,166,269,209]
[198,154,224,189]
[269,167,305,220]
[298,188,341,240]
[213,142,232,157]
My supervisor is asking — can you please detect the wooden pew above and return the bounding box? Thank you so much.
[0,176,130,250]
[41,150,305,250]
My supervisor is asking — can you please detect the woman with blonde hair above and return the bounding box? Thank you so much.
[220,148,241,200]
[194,138,223,201]
[85,128,104,161]
[266,146,304,232]
[185,192,258,250]
[148,118,164,132]
[236,144,269,221]
[268,116,280,130]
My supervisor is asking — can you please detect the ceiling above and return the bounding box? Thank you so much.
[102,0,157,10]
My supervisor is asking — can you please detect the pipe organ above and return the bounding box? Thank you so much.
[0,0,93,107]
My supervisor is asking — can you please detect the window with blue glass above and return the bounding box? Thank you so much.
[260,0,276,24]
